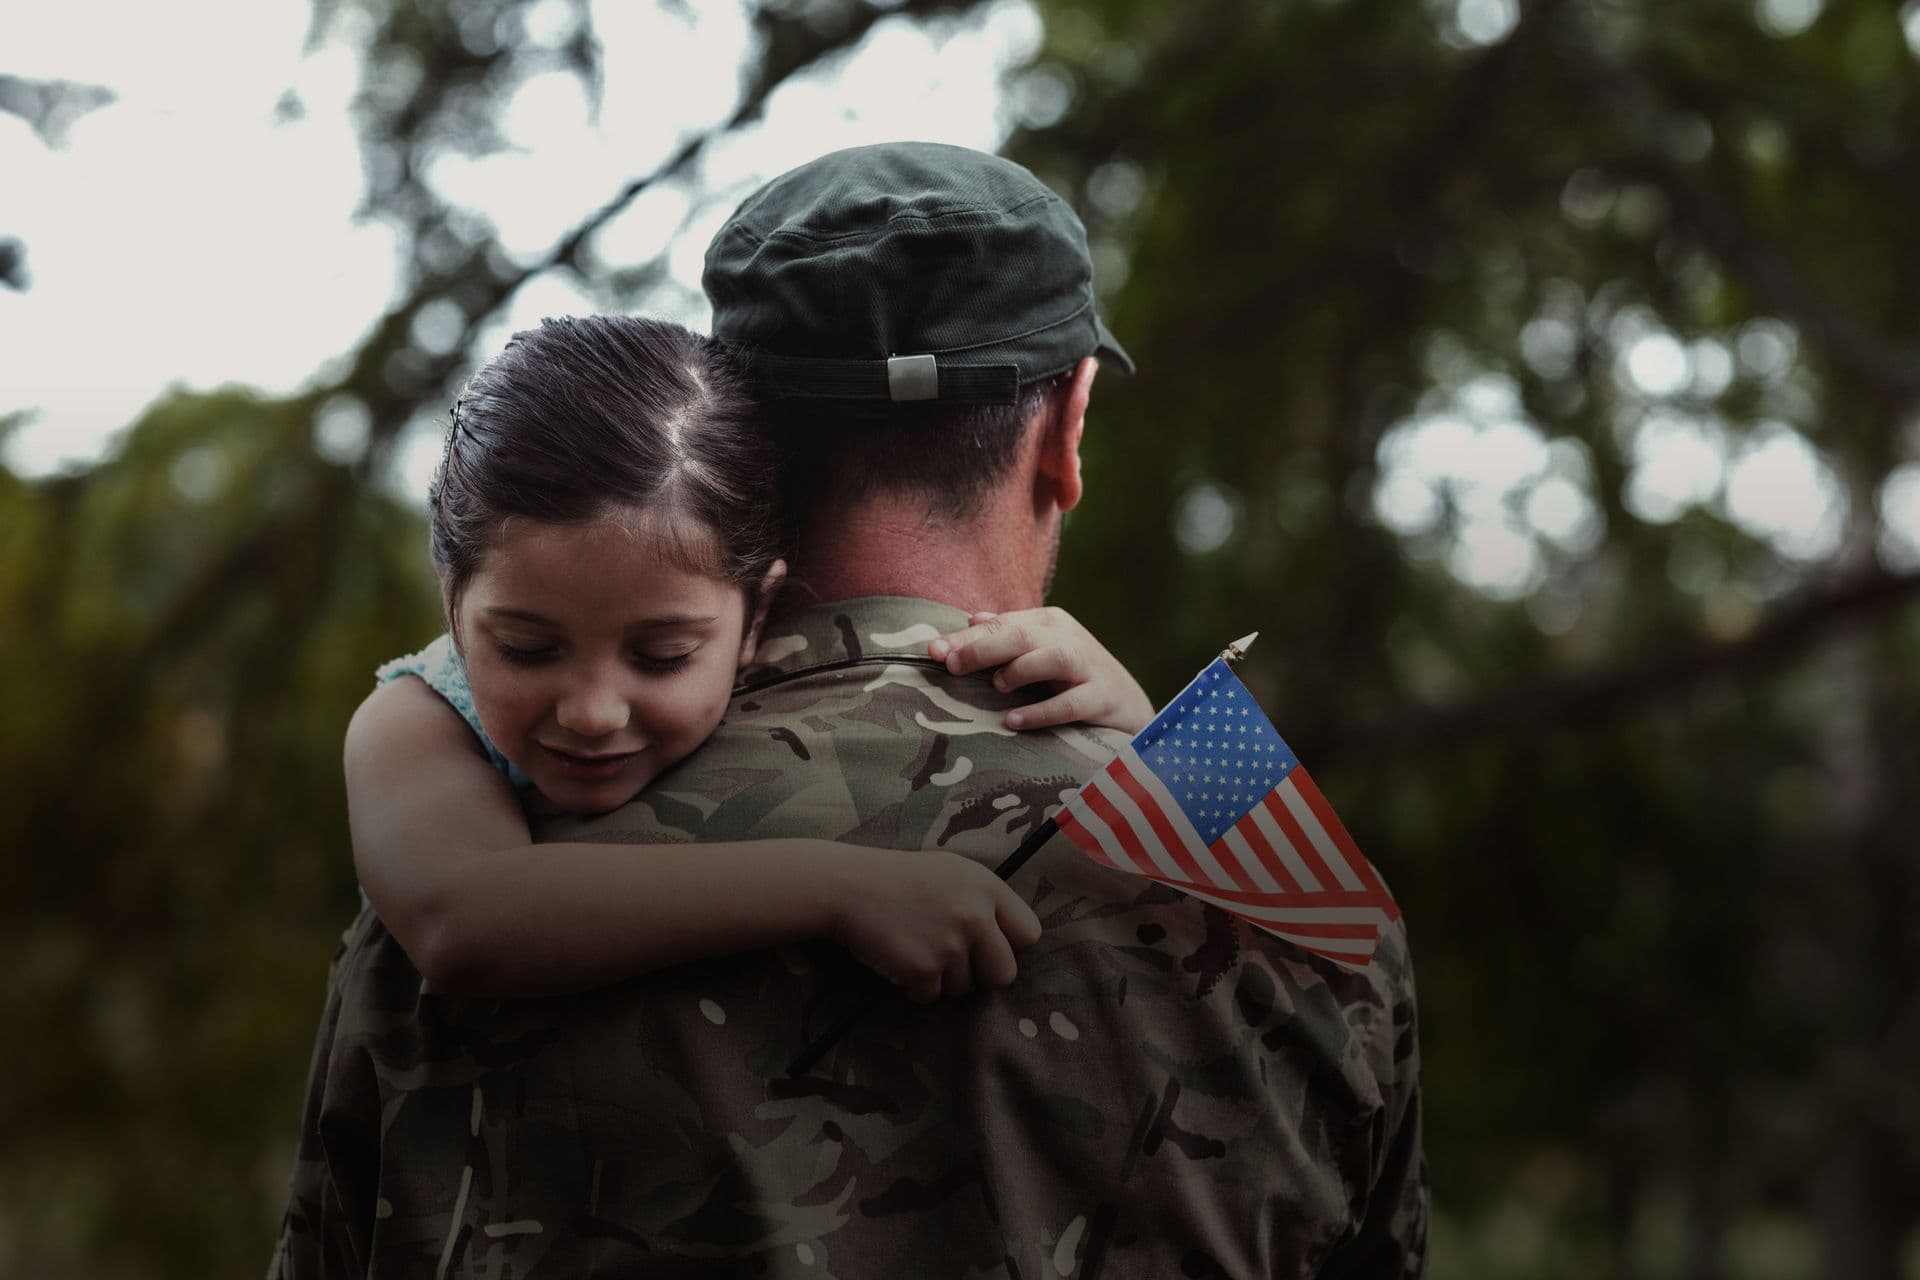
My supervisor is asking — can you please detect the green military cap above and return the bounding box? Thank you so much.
[703,141,1134,406]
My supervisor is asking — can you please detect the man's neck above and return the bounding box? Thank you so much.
[783,501,1046,616]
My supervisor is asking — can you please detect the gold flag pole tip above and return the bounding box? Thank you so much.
[1222,632,1259,664]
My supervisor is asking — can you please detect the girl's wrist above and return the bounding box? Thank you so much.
[799,839,867,944]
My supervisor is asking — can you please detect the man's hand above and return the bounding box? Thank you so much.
[931,606,1154,734]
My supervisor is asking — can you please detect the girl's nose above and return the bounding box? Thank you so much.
[555,677,631,738]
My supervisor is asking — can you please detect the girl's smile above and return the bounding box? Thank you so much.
[451,509,776,814]
[540,745,646,781]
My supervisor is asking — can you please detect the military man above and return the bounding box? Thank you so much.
[271,142,1425,1277]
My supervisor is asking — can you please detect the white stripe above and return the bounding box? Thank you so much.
[1065,793,1145,874]
[1178,885,1394,928]
[1267,931,1376,958]
[1176,886,1381,957]
[1087,766,1190,882]
[1278,777,1365,890]
[1248,797,1324,891]
[1183,906,1380,961]
[1116,748,1239,889]
[1220,826,1283,893]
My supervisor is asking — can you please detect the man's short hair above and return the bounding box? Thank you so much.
[768,380,1056,530]
[702,143,1129,525]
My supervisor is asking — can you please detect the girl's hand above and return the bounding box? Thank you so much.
[930,606,1154,734]
[826,847,1043,1003]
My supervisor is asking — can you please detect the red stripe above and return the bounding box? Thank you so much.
[1287,942,1374,969]
[1181,884,1389,911]
[1080,775,1161,880]
[1260,926,1379,969]
[1291,770,1400,921]
[1112,760,1244,889]
[1217,810,1303,894]
[1247,920,1380,940]
[1055,805,1125,872]
[1263,786,1341,892]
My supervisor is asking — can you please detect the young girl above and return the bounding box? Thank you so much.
[346,315,1153,1002]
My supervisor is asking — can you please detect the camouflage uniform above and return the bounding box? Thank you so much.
[270,596,1426,1278]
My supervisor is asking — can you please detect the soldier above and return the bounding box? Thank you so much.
[271,142,1426,1277]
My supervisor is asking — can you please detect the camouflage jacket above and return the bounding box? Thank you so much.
[270,596,1426,1278]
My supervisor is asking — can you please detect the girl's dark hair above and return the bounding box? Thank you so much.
[429,316,779,613]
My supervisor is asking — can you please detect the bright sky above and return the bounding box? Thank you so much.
[1,0,1042,481]
[6,0,1915,593]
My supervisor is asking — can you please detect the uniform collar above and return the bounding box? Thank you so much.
[739,595,971,688]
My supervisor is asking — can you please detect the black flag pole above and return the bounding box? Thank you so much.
[784,815,1063,1077]
[783,632,1259,1078]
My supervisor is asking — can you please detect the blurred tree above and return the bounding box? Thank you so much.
[1012,0,1920,1275]
[0,72,115,290]
[6,0,1920,1275]
[0,0,997,1272]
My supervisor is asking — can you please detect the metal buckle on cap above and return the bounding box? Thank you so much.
[886,354,939,402]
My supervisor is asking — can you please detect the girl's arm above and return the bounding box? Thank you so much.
[346,676,1041,999]
[930,606,1155,734]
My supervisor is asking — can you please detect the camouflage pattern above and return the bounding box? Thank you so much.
[270,596,1426,1278]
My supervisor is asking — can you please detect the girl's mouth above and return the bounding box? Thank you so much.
[541,746,642,780]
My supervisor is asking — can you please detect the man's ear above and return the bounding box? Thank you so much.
[1036,356,1097,513]
[739,559,789,667]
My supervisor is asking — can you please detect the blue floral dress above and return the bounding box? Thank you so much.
[375,634,533,792]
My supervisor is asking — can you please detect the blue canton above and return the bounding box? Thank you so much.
[1133,657,1299,844]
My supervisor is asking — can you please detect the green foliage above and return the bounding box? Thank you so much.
[0,388,439,1274]
[1017,0,1920,1269]
[5,0,1920,1273]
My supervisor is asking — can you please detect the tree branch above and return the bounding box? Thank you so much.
[337,0,994,447]
[45,0,1004,808]
[1611,154,1920,406]
[1332,567,1920,763]
[0,74,115,146]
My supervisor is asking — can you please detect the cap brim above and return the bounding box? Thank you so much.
[1094,314,1135,375]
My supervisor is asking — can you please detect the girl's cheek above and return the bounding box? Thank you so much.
[671,673,736,730]
[470,667,548,726]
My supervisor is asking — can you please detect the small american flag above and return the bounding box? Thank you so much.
[1055,652,1400,967]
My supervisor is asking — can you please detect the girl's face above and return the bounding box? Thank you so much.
[452,510,779,815]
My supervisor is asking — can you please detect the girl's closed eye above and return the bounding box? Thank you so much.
[635,649,695,675]
[494,639,558,666]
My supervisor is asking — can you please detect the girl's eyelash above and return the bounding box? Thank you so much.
[494,641,555,665]
[490,643,693,672]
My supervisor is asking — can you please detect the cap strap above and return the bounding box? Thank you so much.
[746,352,1021,405]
